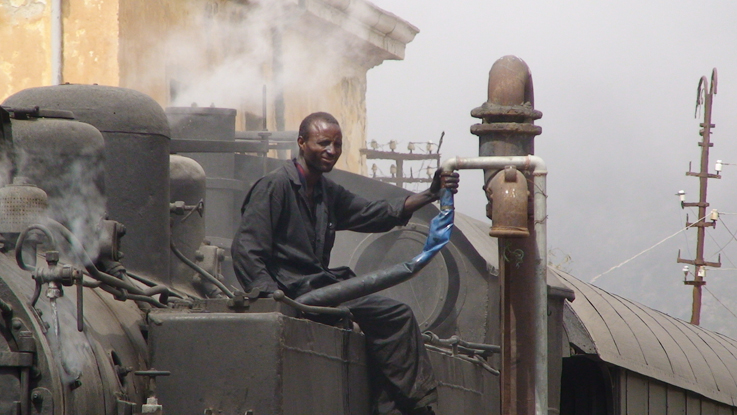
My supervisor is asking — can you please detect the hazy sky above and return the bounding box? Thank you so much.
[365,0,737,336]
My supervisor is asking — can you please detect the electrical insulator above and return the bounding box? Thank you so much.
[426,141,433,153]
[426,166,433,178]
[390,164,397,177]
[407,142,415,153]
[370,140,378,150]
[710,209,719,221]
[715,160,723,173]
[371,164,378,177]
[389,140,397,152]
[676,190,686,202]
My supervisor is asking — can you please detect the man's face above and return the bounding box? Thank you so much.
[298,119,342,173]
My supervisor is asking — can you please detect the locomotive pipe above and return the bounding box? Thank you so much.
[19,220,172,305]
[45,219,159,297]
[443,155,548,415]
[422,331,502,356]
[170,241,234,298]
[15,224,58,271]
[51,0,63,85]
[126,271,186,299]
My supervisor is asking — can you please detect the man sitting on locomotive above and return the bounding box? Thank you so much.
[232,112,459,415]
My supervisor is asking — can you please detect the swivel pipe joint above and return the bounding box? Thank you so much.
[487,166,530,238]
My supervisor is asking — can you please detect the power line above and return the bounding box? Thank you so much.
[705,219,737,269]
[704,286,737,321]
[589,215,707,284]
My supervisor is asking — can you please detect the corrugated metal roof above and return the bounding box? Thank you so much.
[555,269,737,407]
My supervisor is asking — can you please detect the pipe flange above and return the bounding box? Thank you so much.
[470,123,542,136]
[470,103,542,121]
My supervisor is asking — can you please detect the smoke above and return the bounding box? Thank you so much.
[14,146,106,259]
[161,1,369,119]
[40,295,88,385]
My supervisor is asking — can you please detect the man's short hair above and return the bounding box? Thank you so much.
[298,112,340,141]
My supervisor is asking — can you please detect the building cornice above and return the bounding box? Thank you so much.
[287,0,419,66]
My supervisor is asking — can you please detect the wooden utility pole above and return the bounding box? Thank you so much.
[677,68,721,325]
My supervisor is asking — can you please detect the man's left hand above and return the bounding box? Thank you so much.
[430,168,460,196]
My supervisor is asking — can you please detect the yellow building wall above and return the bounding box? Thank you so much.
[62,0,120,85]
[281,28,368,173]
[0,1,52,99]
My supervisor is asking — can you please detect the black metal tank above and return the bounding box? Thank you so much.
[3,85,172,285]
[169,154,206,293]
[166,107,237,247]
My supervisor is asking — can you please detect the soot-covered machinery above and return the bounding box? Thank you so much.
[0,84,508,415]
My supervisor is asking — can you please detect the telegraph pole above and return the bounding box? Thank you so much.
[677,68,721,326]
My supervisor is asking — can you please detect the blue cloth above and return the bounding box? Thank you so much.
[412,189,454,266]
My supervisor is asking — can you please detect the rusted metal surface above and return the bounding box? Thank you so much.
[470,55,544,415]
[557,268,737,409]
[487,166,530,238]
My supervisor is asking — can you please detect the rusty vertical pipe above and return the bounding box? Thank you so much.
[470,56,545,415]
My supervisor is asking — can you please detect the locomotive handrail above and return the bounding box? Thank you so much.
[422,331,501,357]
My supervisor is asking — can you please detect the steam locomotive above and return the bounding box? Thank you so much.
[0,84,500,415]
[2,81,736,415]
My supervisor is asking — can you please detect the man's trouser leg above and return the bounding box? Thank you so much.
[343,295,438,413]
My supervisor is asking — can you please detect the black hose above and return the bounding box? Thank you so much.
[170,241,234,298]
[15,224,57,271]
[272,290,352,318]
[295,260,429,307]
